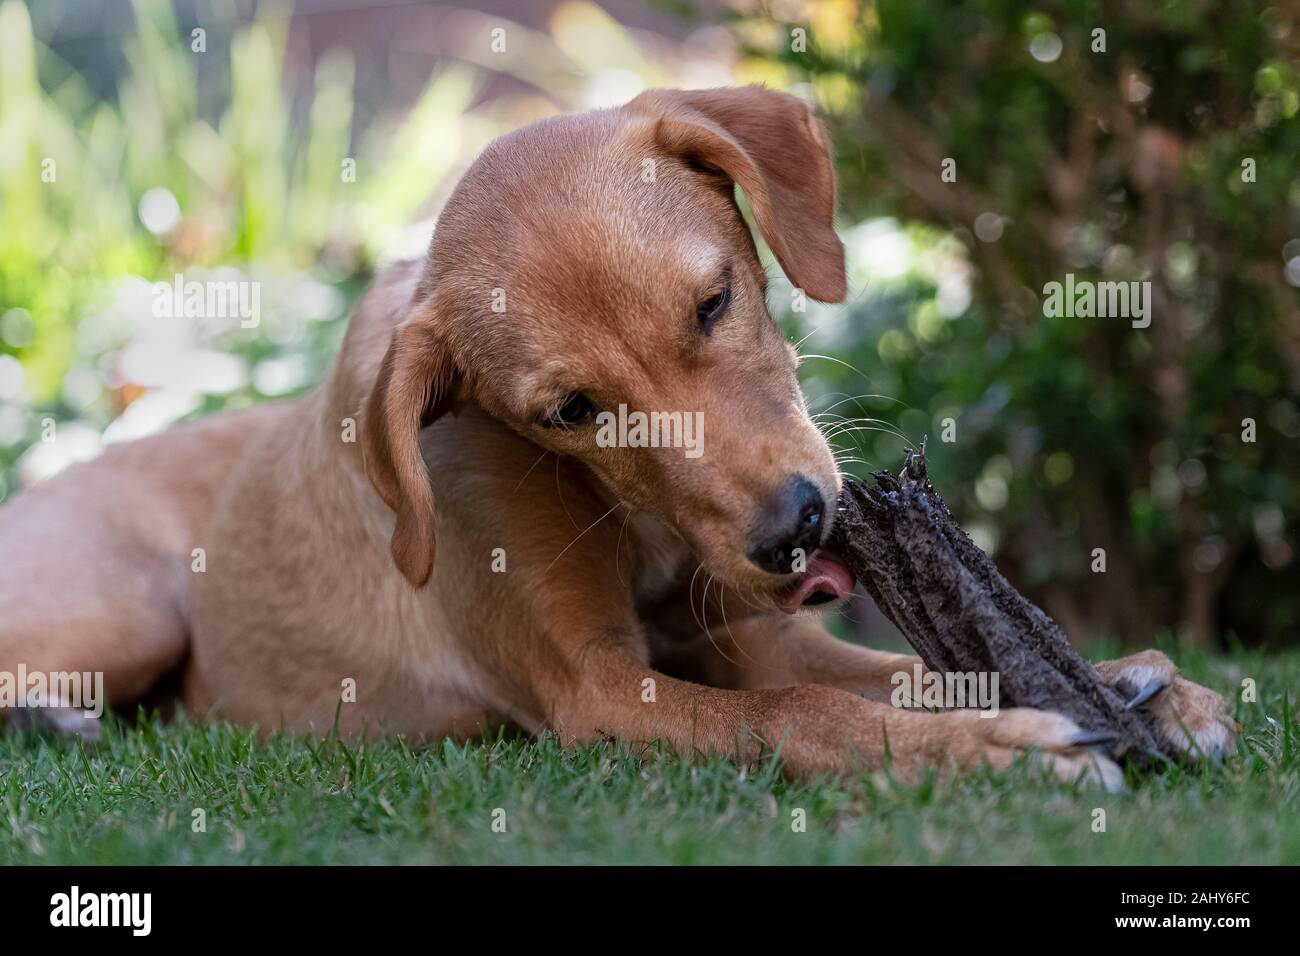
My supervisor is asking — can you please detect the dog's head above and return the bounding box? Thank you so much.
[363,86,854,610]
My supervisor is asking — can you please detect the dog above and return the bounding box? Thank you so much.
[0,86,1235,787]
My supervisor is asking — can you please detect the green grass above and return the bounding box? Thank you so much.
[2,648,1297,865]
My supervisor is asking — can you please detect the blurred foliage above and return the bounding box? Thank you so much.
[736,0,1300,647]
[0,0,486,493]
[0,0,694,493]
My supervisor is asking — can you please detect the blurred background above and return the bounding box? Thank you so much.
[1,0,1297,651]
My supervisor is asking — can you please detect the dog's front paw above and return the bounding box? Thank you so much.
[936,708,1126,791]
[4,706,102,741]
[1096,650,1237,762]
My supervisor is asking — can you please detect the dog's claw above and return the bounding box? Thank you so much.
[1068,730,1119,747]
[1124,678,1167,711]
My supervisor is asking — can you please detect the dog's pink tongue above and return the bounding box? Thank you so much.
[776,549,856,615]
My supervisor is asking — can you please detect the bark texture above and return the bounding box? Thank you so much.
[831,444,1178,764]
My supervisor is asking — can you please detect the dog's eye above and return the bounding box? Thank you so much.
[697,279,731,334]
[542,392,596,428]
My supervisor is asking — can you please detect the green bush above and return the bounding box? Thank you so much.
[739,0,1300,648]
[0,0,486,494]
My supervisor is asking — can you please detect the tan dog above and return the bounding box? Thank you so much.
[0,87,1235,786]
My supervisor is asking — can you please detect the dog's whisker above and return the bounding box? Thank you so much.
[813,391,908,411]
[820,411,906,426]
[790,325,821,351]
[700,574,744,669]
[824,421,913,445]
[715,583,764,669]
[826,432,910,459]
[687,561,709,635]
[812,392,917,445]
[692,568,732,664]
[813,407,913,441]
[554,454,581,531]
[800,371,907,429]
[814,417,875,455]
[730,582,764,614]
[823,429,897,451]
[797,352,874,380]
[815,410,911,434]
[834,457,873,470]
[826,435,867,459]
[613,506,635,588]
[543,502,623,576]
[814,408,904,426]
[823,430,873,456]
[513,449,551,494]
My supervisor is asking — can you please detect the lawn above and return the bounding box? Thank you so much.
[1,647,1296,866]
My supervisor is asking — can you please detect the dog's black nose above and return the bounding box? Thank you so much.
[748,476,827,574]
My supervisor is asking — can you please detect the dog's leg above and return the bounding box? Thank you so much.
[700,613,1235,764]
[386,419,1122,786]
[0,407,276,732]
[527,635,1121,787]
[698,612,921,702]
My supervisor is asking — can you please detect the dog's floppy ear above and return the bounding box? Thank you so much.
[629,85,846,303]
[361,300,459,587]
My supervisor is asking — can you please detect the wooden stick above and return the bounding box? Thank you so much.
[831,443,1174,763]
